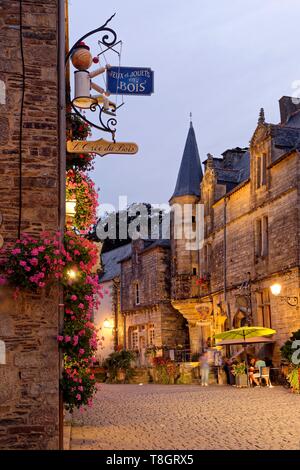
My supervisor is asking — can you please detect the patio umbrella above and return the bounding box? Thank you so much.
[214,326,276,342]
[214,327,276,387]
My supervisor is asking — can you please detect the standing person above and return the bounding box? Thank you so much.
[223,358,233,385]
[200,351,210,387]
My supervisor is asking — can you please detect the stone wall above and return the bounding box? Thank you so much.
[0,0,61,449]
[199,136,300,362]
[120,242,188,352]
[121,244,171,312]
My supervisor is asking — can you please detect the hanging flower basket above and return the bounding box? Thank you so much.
[66,170,99,233]
[1,232,64,292]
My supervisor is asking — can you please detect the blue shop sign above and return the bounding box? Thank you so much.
[106,66,154,96]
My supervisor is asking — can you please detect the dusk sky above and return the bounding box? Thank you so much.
[69,0,300,213]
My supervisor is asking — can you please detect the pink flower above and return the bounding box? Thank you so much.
[79,348,85,355]
[71,295,77,301]
[19,260,27,267]
[76,393,81,401]
[38,246,46,252]
[64,335,71,343]
[73,335,79,346]
[12,248,21,255]
[57,335,64,342]
[78,386,84,392]
[31,248,39,256]
[29,258,38,266]
[38,282,45,288]
[78,303,84,309]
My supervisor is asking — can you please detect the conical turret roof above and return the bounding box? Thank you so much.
[171,122,203,199]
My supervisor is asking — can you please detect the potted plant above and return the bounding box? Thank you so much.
[232,362,248,388]
[104,350,135,383]
[281,330,300,393]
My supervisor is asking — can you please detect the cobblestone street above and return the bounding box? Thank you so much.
[69,384,300,450]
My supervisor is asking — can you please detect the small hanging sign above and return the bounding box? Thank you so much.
[107,66,154,96]
[67,139,138,157]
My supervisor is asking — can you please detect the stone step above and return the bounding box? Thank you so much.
[129,368,150,384]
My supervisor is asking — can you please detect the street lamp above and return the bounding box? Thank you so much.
[270,283,282,296]
[103,318,113,328]
[270,283,298,307]
[66,199,76,218]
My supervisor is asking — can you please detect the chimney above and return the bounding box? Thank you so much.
[279,96,300,124]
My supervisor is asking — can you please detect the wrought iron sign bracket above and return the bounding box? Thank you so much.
[66,13,118,141]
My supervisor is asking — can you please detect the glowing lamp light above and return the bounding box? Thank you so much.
[270,283,282,296]
[66,199,76,218]
[103,318,112,328]
[66,269,78,281]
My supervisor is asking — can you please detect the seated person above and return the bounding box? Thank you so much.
[248,357,260,387]
[255,358,273,388]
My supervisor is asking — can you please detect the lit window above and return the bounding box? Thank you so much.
[148,324,155,345]
[131,328,138,350]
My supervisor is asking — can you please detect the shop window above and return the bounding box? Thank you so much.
[148,324,155,345]
[131,328,139,350]
[256,289,272,328]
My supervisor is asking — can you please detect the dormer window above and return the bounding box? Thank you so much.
[256,153,267,189]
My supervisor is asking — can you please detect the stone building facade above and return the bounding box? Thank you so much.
[100,97,300,367]
[119,239,188,363]
[0,0,64,449]
[196,98,300,364]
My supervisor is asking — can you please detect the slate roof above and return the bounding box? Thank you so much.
[171,122,203,199]
[118,239,171,263]
[99,243,132,282]
[141,239,171,253]
[273,125,300,150]
[286,110,300,129]
[203,148,250,193]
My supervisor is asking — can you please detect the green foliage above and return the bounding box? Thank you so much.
[287,367,300,393]
[66,113,95,172]
[231,362,246,376]
[152,357,178,384]
[280,329,300,363]
[104,350,136,383]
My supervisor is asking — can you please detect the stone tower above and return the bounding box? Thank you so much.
[169,121,203,282]
[169,122,207,354]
